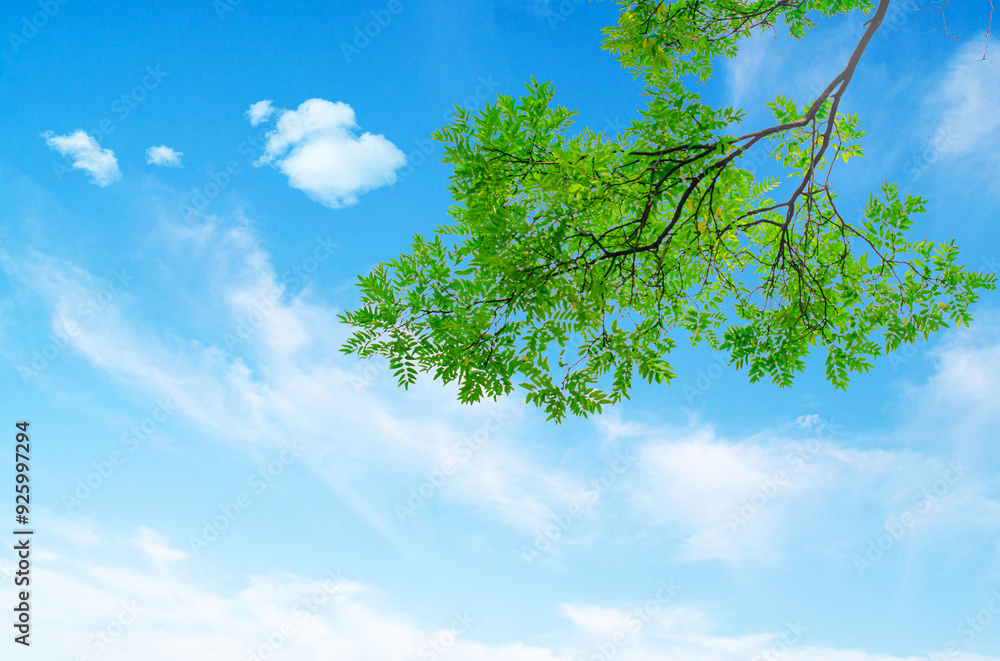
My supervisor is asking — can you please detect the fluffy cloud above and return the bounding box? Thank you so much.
[145,145,183,167]
[41,130,121,186]
[246,99,276,126]
[249,98,407,208]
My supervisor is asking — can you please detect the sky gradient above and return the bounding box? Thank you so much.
[1,1,1000,660]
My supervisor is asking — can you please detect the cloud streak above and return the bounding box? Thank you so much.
[42,130,121,186]
[10,520,997,661]
[930,42,1000,157]
[0,215,578,537]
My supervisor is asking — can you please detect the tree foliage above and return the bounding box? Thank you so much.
[341,0,996,421]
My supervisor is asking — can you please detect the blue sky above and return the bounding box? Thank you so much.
[1,0,1000,659]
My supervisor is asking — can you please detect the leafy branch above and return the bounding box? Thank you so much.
[340,0,996,422]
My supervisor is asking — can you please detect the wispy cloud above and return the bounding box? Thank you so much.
[907,310,1000,445]
[132,526,188,571]
[620,414,1000,563]
[930,42,1000,157]
[8,220,1000,564]
[0,214,576,535]
[12,521,994,661]
[726,30,774,105]
[249,98,407,208]
[41,130,121,186]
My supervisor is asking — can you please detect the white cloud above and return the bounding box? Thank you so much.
[559,603,634,638]
[8,207,1000,572]
[903,310,1000,450]
[2,523,564,661]
[249,98,407,209]
[621,414,1000,563]
[0,217,577,536]
[7,522,995,661]
[37,512,100,548]
[41,130,121,186]
[246,99,276,126]
[146,145,183,167]
[930,42,1000,156]
[727,30,773,105]
[919,311,1000,415]
[132,526,188,571]
[628,425,788,561]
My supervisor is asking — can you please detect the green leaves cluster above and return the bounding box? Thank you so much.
[340,0,995,422]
